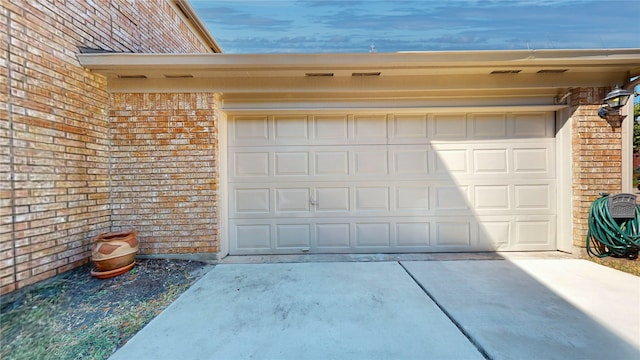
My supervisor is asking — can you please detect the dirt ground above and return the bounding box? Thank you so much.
[0,259,213,360]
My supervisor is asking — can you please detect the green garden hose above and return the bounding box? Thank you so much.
[586,194,640,259]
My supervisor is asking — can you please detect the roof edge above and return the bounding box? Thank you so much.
[77,48,640,71]
[171,0,223,53]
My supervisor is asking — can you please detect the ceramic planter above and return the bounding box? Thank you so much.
[91,230,139,274]
[90,261,136,279]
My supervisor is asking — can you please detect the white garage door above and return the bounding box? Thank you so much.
[228,112,556,254]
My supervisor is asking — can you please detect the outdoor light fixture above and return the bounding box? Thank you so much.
[598,85,632,121]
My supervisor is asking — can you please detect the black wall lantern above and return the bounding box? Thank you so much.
[598,86,633,124]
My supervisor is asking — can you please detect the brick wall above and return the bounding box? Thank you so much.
[1,3,11,296]
[2,0,214,295]
[570,87,623,251]
[109,93,219,257]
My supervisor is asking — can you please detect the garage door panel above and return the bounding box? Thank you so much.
[274,115,309,140]
[234,188,270,213]
[354,115,388,142]
[313,115,349,142]
[396,222,430,247]
[354,151,389,175]
[276,224,311,248]
[228,112,556,254]
[470,113,507,137]
[396,187,429,211]
[394,149,430,175]
[315,151,349,175]
[391,114,429,143]
[477,220,511,249]
[514,216,555,249]
[434,149,469,175]
[434,222,471,246]
[234,224,271,250]
[316,223,351,248]
[516,221,551,245]
[513,148,552,174]
[232,116,269,145]
[355,187,390,212]
[276,188,310,212]
[316,187,350,212]
[512,112,554,137]
[473,149,508,173]
[355,223,391,247]
[274,152,309,176]
[233,152,269,177]
[514,184,553,210]
[474,185,510,210]
[433,114,468,138]
[434,186,470,211]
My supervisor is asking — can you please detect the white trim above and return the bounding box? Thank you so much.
[621,96,634,193]
[218,101,230,258]
[222,105,567,115]
[77,49,640,71]
[555,107,574,253]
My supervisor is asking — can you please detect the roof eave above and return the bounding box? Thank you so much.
[77,48,640,74]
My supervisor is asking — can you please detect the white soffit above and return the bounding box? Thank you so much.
[77,49,640,98]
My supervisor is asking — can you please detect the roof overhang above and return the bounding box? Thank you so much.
[78,49,640,110]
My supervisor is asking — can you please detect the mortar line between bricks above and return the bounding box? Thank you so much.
[397,261,492,360]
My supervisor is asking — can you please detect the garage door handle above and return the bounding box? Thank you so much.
[310,196,318,206]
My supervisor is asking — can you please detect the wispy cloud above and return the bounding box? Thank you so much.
[192,0,640,53]
[191,5,292,31]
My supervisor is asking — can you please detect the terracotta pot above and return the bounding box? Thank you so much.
[95,230,138,244]
[91,261,136,279]
[91,230,139,273]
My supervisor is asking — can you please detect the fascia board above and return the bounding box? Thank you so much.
[77,49,640,73]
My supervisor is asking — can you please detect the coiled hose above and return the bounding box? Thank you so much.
[586,194,640,259]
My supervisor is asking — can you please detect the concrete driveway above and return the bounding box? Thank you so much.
[109,255,640,360]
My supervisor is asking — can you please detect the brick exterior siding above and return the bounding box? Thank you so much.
[2,0,215,295]
[570,87,623,251]
[109,93,219,257]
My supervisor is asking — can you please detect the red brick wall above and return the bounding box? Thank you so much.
[109,93,219,257]
[571,87,623,250]
[2,0,213,295]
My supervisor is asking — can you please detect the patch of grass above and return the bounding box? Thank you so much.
[586,256,640,277]
[0,283,67,360]
[50,283,189,360]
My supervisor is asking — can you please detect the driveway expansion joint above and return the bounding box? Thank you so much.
[398,261,491,360]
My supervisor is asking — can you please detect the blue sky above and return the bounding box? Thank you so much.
[190,0,640,54]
